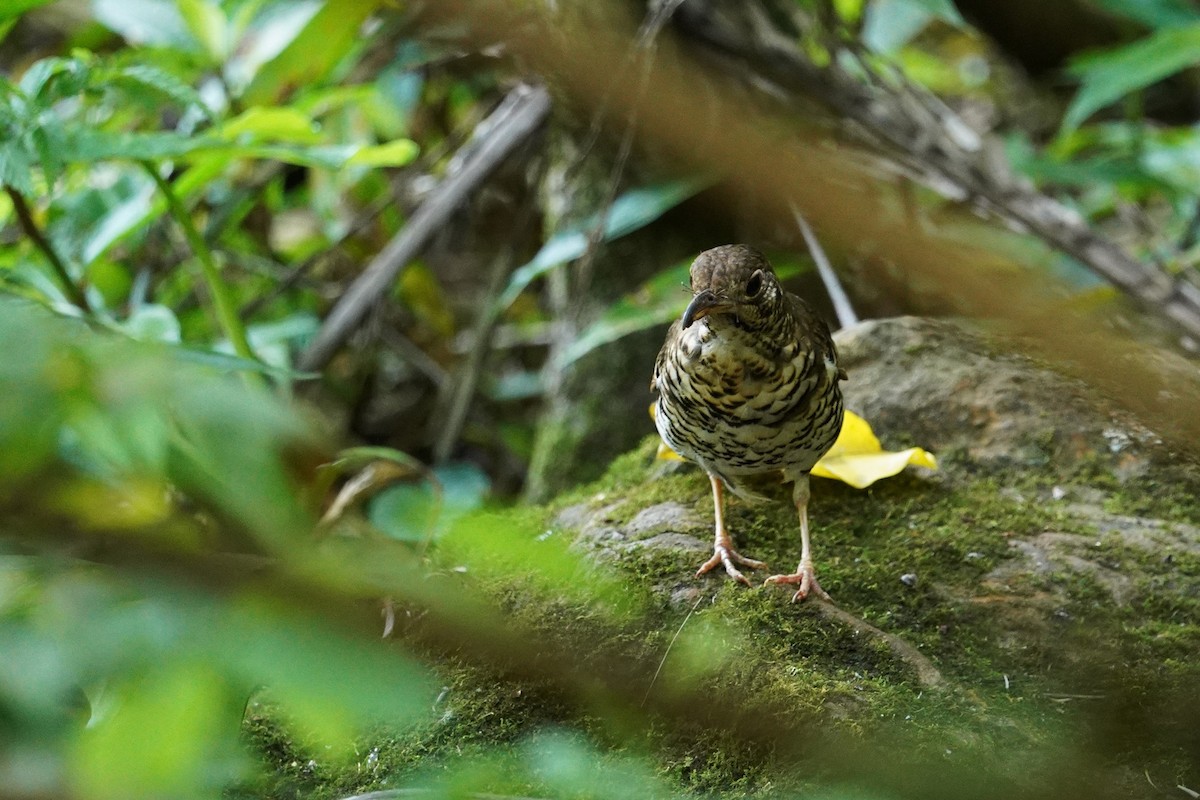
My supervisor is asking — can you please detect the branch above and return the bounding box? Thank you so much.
[791,202,858,329]
[673,0,1200,341]
[4,185,91,313]
[298,83,552,372]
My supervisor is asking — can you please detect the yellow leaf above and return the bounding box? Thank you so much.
[650,404,936,488]
[811,410,937,488]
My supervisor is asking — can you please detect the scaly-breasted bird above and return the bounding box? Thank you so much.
[652,245,846,601]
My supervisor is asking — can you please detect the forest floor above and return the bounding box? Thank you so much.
[242,318,1200,800]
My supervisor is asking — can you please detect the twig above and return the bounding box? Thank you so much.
[815,601,944,689]
[674,3,1200,341]
[571,0,686,300]
[379,326,450,389]
[790,202,858,329]
[641,590,707,707]
[142,162,259,365]
[430,252,509,464]
[240,121,482,321]
[238,189,393,320]
[1178,200,1200,252]
[431,182,542,464]
[298,83,552,372]
[4,185,91,313]
[338,790,545,800]
[562,0,686,191]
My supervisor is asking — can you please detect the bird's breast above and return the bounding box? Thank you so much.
[656,325,843,475]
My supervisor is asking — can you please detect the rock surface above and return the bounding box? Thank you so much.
[558,316,1196,608]
[542,316,1198,797]
[834,316,1165,474]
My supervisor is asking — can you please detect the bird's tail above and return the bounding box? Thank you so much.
[719,475,774,505]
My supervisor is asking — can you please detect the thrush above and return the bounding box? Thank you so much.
[652,244,846,602]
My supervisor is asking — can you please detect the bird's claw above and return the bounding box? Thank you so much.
[697,545,766,586]
[764,562,832,603]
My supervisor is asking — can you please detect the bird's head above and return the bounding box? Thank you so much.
[682,244,782,332]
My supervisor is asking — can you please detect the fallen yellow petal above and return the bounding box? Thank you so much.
[651,404,936,488]
[655,440,686,462]
[650,404,688,461]
[811,410,937,488]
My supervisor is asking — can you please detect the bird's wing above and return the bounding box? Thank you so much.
[786,294,839,367]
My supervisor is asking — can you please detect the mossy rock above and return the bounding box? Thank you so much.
[247,317,1200,800]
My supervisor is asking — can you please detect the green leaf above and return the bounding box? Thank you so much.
[1063,25,1200,133]
[499,176,711,310]
[1140,128,1200,191]
[561,255,806,366]
[218,106,321,144]
[222,1,320,92]
[170,346,318,380]
[58,125,407,172]
[0,140,35,195]
[81,176,156,265]
[0,0,56,23]
[863,0,964,52]
[833,0,866,25]
[436,511,635,615]
[214,597,436,751]
[177,0,229,62]
[0,300,62,479]
[91,0,196,50]
[368,482,438,542]
[903,0,964,24]
[1088,0,1200,29]
[116,304,182,343]
[346,138,420,167]
[75,132,407,264]
[243,313,320,349]
[18,55,91,102]
[559,259,691,367]
[368,462,489,543]
[241,0,384,105]
[59,128,219,162]
[72,662,244,800]
[104,63,208,115]
[30,120,66,185]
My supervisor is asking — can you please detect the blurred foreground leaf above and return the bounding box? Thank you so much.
[1089,0,1200,28]
[0,297,314,543]
[0,299,442,796]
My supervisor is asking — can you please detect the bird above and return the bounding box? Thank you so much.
[651,244,846,602]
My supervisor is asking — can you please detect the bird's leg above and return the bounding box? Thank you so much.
[764,474,832,602]
[696,474,766,586]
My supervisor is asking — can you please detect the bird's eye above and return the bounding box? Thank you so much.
[745,270,764,298]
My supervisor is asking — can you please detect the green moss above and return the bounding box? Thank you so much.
[244,435,1200,799]
[1102,475,1200,523]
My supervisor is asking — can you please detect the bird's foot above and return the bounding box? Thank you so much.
[696,545,766,586]
[764,561,832,603]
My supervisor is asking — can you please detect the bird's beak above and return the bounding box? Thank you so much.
[682,289,734,329]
